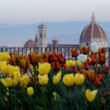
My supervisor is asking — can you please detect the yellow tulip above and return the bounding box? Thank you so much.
[0,52,10,62]
[53,72,62,85]
[71,60,83,67]
[1,64,9,76]
[12,79,18,87]
[0,61,7,71]
[38,74,49,85]
[63,74,75,87]
[85,89,97,102]
[27,87,34,96]
[1,78,12,87]
[75,73,85,85]
[66,60,74,67]
[20,73,30,87]
[38,63,51,75]
[14,72,21,81]
[8,65,20,77]
[52,92,57,101]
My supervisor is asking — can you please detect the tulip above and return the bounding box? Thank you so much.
[83,62,89,70]
[57,53,66,64]
[91,42,99,54]
[105,66,109,74]
[98,48,105,55]
[13,72,21,81]
[1,78,12,87]
[12,79,18,87]
[28,51,39,66]
[51,61,61,72]
[20,73,30,87]
[80,69,88,79]
[80,46,90,55]
[72,65,78,73]
[94,74,104,86]
[90,52,97,65]
[27,87,34,96]
[75,73,85,85]
[0,61,7,71]
[86,57,91,65]
[38,63,51,75]
[0,52,10,62]
[63,64,70,72]
[52,92,57,101]
[77,54,87,63]
[71,49,78,58]
[72,60,83,67]
[1,64,9,76]
[66,60,72,67]
[8,65,20,77]
[85,89,97,102]
[87,70,96,82]
[8,53,19,66]
[98,54,105,65]
[53,72,62,85]
[38,74,49,85]
[63,74,75,87]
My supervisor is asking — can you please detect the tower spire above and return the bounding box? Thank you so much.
[91,12,96,23]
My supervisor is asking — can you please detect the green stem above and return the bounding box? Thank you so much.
[69,88,74,110]
[42,87,47,110]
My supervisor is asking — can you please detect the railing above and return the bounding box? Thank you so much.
[0,47,110,65]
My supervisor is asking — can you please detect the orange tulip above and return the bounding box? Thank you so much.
[28,51,40,66]
[98,54,106,65]
[105,66,109,74]
[98,48,105,55]
[80,69,88,79]
[87,70,96,82]
[90,52,97,65]
[80,46,90,55]
[18,55,29,73]
[71,49,78,58]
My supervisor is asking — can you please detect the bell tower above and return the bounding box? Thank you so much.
[38,24,47,48]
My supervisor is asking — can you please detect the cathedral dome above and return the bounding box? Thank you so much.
[24,39,34,47]
[80,13,107,47]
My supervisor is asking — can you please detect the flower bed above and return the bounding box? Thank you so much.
[0,43,110,110]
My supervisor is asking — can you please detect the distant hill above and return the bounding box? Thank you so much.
[0,21,110,45]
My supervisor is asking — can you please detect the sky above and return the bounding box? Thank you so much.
[0,0,110,24]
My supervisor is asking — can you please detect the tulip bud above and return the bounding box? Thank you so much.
[72,65,78,73]
[87,70,96,82]
[71,49,78,58]
[27,87,34,96]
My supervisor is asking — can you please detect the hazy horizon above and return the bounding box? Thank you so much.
[0,0,110,24]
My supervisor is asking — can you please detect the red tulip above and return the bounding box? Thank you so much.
[71,49,78,57]
[80,46,90,55]
[98,48,105,55]
[98,54,106,65]
[63,64,70,72]
[83,62,89,70]
[105,66,109,74]
[72,65,78,73]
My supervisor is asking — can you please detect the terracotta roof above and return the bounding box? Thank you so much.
[24,39,34,48]
[80,14,107,41]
